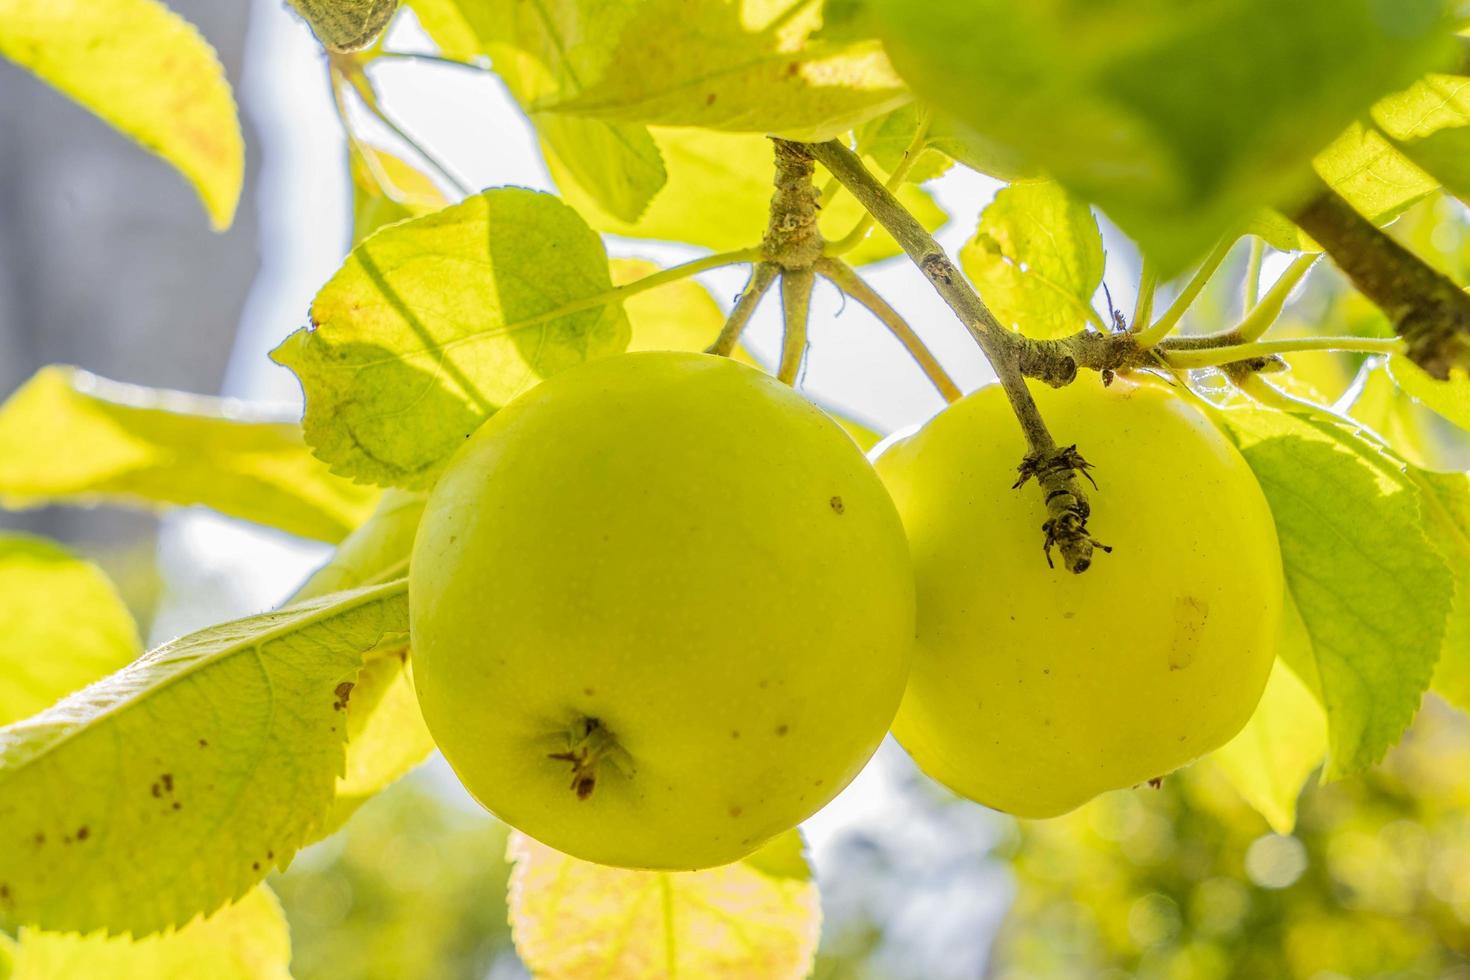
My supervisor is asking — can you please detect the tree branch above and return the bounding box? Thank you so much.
[805,139,1108,572]
[1290,182,1470,379]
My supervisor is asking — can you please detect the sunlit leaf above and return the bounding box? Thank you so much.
[1390,356,1470,431]
[1211,644,1327,835]
[508,829,820,978]
[0,0,244,229]
[0,367,378,543]
[1219,406,1454,777]
[9,886,291,979]
[525,0,908,141]
[550,127,946,263]
[872,0,1460,272]
[1311,122,1439,227]
[1414,469,1470,714]
[0,535,140,727]
[350,142,447,245]
[959,181,1104,339]
[0,581,409,936]
[273,188,630,489]
[406,0,667,223]
[1372,74,1470,206]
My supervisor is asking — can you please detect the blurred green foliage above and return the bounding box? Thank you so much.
[270,769,516,980]
[991,700,1470,979]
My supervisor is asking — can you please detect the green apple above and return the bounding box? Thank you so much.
[876,375,1282,817]
[411,351,914,868]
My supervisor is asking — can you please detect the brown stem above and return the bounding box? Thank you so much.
[763,140,824,270]
[1290,182,1470,379]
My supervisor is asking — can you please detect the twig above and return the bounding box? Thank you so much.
[806,139,1106,572]
[778,269,814,384]
[1133,236,1235,347]
[1291,182,1470,378]
[816,258,961,402]
[708,263,779,356]
[1243,237,1265,310]
[1131,260,1158,333]
[826,107,933,257]
[1162,335,1402,370]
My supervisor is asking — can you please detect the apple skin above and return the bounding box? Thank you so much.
[875,376,1282,818]
[411,351,915,869]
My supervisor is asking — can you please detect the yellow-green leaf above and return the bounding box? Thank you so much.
[507,830,820,979]
[1390,356,1470,431]
[10,885,291,980]
[0,535,140,727]
[406,0,667,223]
[1312,122,1439,227]
[959,181,1104,339]
[0,580,408,936]
[0,0,244,229]
[528,0,908,141]
[0,366,378,543]
[615,260,728,354]
[273,188,630,489]
[294,491,435,832]
[350,143,447,245]
[550,127,946,262]
[1373,74,1470,205]
[1212,647,1328,835]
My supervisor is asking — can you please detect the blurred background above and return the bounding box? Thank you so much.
[3,3,1470,977]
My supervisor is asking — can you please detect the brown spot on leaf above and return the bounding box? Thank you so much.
[583,687,595,696]
[76,826,89,841]
[252,862,260,871]
[731,730,741,739]
[775,724,789,736]
[729,805,743,818]
[1148,777,1164,789]
[829,495,845,515]
[333,682,355,711]
[705,92,717,105]
[198,739,209,748]
[172,802,182,811]
[161,774,174,793]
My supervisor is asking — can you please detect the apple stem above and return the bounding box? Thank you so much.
[778,268,814,385]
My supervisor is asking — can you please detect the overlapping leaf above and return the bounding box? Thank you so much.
[515,0,908,141]
[0,580,408,936]
[350,143,447,244]
[508,830,820,978]
[871,0,1460,272]
[0,0,244,229]
[286,0,399,51]
[1218,406,1454,777]
[0,535,140,727]
[9,886,291,979]
[959,181,1105,338]
[0,366,378,543]
[407,0,667,223]
[273,188,629,489]
[550,127,946,262]
[1211,636,1328,834]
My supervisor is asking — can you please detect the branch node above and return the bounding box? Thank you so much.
[763,140,824,270]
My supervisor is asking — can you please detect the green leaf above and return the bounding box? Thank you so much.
[1218,406,1455,777]
[0,535,140,727]
[549,127,947,263]
[871,0,1460,273]
[1348,362,1443,467]
[273,188,630,489]
[959,182,1105,339]
[0,0,244,230]
[1390,355,1470,430]
[350,143,448,245]
[0,366,379,544]
[1211,647,1327,835]
[1373,74,1470,205]
[0,580,408,936]
[286,0,399,51]
[855,106,953,184]
[10,885,291,979]
[1312,122,1439,226]
[507,829,820,978]
[523,0,908,141]
[405,0,669,223]
[1413,469,1470,713]
[292,490,434,831]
